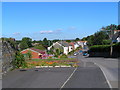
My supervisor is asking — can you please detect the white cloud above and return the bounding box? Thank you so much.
[40,29,63,34]
[40,30,53,34]
[13,32,21,35]
[68,26,77,30]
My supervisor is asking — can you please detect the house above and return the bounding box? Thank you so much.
[69,42,75,52]
[69,42,80,50]
[73,42,80,50]
[113,30,120,42]
[21,48,47,59]
[77,41,87,49]
[48,41,73,55]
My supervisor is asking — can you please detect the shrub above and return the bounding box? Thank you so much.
[89,43,120,53]
[89,45,110,52]
[60,54,67,58]
[12,52,27,68]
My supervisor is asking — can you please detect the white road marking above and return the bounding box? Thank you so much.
[60,67,77,90]
[94,63,112,88]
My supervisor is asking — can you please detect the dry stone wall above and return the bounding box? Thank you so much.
[2,40,16,74]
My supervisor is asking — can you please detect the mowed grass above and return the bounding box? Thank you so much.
[31,58,76,62]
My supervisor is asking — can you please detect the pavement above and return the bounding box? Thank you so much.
[2,54,116,89]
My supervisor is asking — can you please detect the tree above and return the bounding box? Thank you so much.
[42,38,49,49]
[87,35,94,46]
[117,25,120,30]
[75,38,80,41]
[93,31,109,45]
[19,41,29,50]
[52,39,60,43]
[12,52,27,68]
[20,37,32,50]
[66,40,71,43]
[26,50,32,60]
[22,37,32,47]
[34,44,46,50]
[87,31,109,46]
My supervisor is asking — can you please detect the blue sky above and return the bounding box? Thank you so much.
[2,2,118,40]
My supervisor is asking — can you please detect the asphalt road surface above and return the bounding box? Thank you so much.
[78,54,119,88]
[3,55,114,89]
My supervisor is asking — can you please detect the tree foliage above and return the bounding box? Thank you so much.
[12,52,27,68]
[34,44,46,50]
[19,37,32,50]
[75,38,80,41]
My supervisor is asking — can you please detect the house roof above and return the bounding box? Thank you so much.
[69,42,75,46]
[58,41,70,47]
[29,48,46,54]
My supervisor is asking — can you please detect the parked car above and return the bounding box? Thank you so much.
[74,52,79,56]
[82,51,88,56]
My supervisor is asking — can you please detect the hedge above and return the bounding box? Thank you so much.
[89,42,120,53]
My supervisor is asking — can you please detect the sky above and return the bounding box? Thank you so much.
[2,2,118,40]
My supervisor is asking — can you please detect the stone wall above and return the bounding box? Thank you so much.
[2,40,16,74]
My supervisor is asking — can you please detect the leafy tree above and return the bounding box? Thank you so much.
[12,52,27,68]
[87,31,109,46]
[49,46,54,54]
[117,25,120,30]
[42,38,49,49]
[20,41,29,50]
[87,35,94,46]
[93,31,109,45]
[52,39,60,43]
[102,40,111,45]
[75,38,80,41]
[34,45,46,50]
[26,50,32,60]
[66,40,71,43]
[56,49,61,56]
[20,37,32,50]
[22,37,32,47]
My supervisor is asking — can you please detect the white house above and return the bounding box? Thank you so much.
[68,45,73,52]
[117,37,120,42]
[77,41,87,49]
[113,30,120,42]
[48,41,71,55]
[74,43,79,49]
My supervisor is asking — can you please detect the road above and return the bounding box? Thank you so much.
[78,54,119,88]
[3,55,118,89]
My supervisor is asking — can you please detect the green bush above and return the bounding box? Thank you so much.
[12,52,27,68]
[89,45,110,52]
[34,45,46,50]
[60,54,67,58]
[113,42,120,52]
[89,43,120,53]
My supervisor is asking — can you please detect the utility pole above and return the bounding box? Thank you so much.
[101,28,114,57]
[110,30,113,57]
